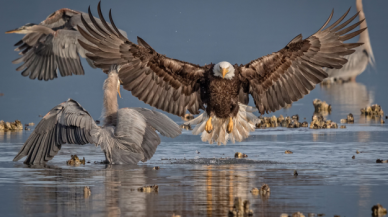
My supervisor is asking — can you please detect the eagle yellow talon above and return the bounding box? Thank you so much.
[227,117,233,134]
[205,117,213,133]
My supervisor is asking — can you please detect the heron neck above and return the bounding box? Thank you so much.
[30,25,54,35]
[356,0,375,65]
[356,0,368,43]
[103,75,119,126]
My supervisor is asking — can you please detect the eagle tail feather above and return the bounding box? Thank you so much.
[185,103,260,145]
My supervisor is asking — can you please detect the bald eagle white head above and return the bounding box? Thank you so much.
[213,61,235,79]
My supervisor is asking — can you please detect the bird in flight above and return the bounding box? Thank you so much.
[6,8,127,81]
[79,3,366,145]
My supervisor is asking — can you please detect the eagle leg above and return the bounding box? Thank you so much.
[227,117,233,134]
[205,116,213,133]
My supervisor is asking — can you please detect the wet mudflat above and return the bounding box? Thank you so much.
[1,88,388,217]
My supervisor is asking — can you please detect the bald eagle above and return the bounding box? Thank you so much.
[78,4,365,145]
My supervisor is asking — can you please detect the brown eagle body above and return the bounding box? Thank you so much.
[78,3,366,144]
[202,66,243,119]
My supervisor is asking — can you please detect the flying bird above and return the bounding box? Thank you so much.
[13,66,181,165]
[78,4,366,145]
[5,8,127,81]
[325,0,375,82]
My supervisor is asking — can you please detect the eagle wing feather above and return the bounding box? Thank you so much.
[78,3,205,117]
[239,9,365,114]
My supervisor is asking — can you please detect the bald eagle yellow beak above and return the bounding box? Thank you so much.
[222,68,229,78]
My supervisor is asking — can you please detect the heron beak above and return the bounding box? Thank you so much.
[5,29,21,34]
[119,78,123,85]
[117,84,121,98]
[222,68,228,78]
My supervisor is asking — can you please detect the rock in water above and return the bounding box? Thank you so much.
[361,104,384,116]
[371,204,387,216]
[67,155,86,166]
[313,99,332,113]
[235,152,248,158]
[0,121,4,131]
[137,185,158,193]
[228,197,253,216]
[250,188,259,195]
[181,113,194,121]
[292,212,306,217]
[180,124,192,131]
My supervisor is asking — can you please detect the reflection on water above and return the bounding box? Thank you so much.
[15,164,321,217]
[0,123,387,216]
[0,130,23,143]
[321,82,374,117]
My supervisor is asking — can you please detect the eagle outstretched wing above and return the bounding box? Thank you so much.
[239,9,365,114]
[78,3,205,117]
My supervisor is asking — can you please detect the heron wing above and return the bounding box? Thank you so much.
[40,8,81,29]
[239,9,366,114]
[12,29,87,81]
[78,3,205,117]
[111,108,180,164]
[13,99,99,165]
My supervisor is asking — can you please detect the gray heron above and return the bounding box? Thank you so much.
[325,0,375,82]
[13,66,181,165]
[5,7,127,81]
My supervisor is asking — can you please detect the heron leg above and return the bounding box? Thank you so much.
[227,117,233,134]
[205,116,213,133]
[103,151,111,164]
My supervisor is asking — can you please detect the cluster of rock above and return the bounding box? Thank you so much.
[0,120,23,131]
[257,114,308,129]
[361,104,385,124]
[361,104,384,116]
[309,114,341,129]
[228,197,253,216]
[66,155,86,166]
[340,113,354,123]
[256,113,347,130]
[250,184,270,197]
[313,99,332,113]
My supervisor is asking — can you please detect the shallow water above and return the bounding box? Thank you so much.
[1,88,388,217]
